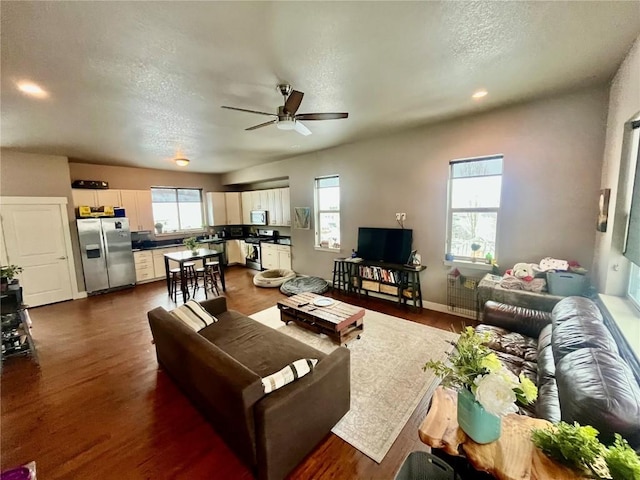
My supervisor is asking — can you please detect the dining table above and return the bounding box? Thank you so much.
[163,248,226,304]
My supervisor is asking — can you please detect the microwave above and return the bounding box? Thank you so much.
[250,210,268,225]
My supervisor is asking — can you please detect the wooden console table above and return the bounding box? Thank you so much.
[336,259,426,310]
[419,387,585,480]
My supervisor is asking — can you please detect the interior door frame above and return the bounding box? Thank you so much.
[0,196,82,300]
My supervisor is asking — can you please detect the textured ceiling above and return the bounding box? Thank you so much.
[1,1,639,173]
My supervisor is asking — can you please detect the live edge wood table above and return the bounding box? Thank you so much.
[419,387,585,480]
[277,292,365,346]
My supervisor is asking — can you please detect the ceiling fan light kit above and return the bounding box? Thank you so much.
[174,158,190,167]
[221,84,348,136]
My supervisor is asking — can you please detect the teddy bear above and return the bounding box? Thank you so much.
[511,262,535,282]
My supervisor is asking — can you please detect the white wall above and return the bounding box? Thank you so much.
[224,87,609,306]
[594,34,640,295]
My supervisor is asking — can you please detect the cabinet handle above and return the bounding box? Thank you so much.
[58,256,67,260]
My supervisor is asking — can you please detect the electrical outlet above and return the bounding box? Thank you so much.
[395,213,402,221]
[400,213,406,221]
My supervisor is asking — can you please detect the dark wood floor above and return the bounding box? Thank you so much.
[1,267,474,479]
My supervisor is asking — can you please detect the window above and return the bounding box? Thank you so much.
[151,188,204,233]
[446,156,503,262]
[315,176,340,249]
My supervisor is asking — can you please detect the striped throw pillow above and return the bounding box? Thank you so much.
[171,300,218,332]
[261,359,318,394]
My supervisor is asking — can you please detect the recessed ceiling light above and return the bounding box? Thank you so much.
[174,158,190,167]
[17,81,48,98]
[472,90,488,99]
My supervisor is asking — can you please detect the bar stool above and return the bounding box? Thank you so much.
[332,258,350,293]
[204,260,222,296]
[169,268,182,302]
[182,262,197,299]
[193,267,209,299]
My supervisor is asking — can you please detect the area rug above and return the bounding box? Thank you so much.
[250,305,459,463]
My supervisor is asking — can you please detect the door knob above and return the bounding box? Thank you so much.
[58,256,67,260]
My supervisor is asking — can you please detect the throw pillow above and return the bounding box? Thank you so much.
[171,300,217,332]
[261,358,318,394]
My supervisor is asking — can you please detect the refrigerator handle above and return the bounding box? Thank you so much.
[101,224,109,269]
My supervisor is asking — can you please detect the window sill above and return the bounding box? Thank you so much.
[444,259,494,271]
[315,246,342,253]
[155,230,206,238]
[599,294,640,358]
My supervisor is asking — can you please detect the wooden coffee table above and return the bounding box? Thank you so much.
[277,292,365,346]
[419,387,585,480]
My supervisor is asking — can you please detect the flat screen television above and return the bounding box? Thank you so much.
[357,227,413,265]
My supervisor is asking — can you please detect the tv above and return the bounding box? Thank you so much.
[357,227,413,265]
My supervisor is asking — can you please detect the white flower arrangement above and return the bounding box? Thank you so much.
[425,327,537,417]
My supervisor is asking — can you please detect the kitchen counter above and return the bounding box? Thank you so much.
[261,238,292,246]
[132,237,226,252]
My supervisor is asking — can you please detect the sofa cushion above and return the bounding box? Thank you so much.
[551,296,603,327]
[199,310,326,377]
[556,348,640,445]
[537,324,553,354]
[552,318,619,363]
[170,300,217,331]
[261,358,318,393]
[476,324,538,362]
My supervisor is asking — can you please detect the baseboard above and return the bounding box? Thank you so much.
[74,291,88,299]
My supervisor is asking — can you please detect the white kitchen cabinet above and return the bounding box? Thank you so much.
[250,191,261,210]
[120,190,155,232]
[225,192,243,225]
[241,192,252,225]
[267,189,279,226]
[96,189,121,207]
[134,251,154,283]
[277,245,291,270]
[238,240,246,265]
[280,188,291,226]
[259,190,269,212]
[72,189,122,208]
[261,243,278,270]
[206,192,227,226]
[152,246,182,278]
[226,239,245,265]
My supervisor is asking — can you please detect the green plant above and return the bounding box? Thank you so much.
[183,237,199,251]
[604,434,640,480]
[1,265,23,281]
[531,422,604,477]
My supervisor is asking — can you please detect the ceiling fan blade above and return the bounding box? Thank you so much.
[283,90,304,115]
[221,106,277,117]
[246,119,276,131]
[295,112,349,121]
[293,121,312,136]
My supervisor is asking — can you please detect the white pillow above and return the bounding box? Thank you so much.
[261,358,318,394]
[171,300,217,332]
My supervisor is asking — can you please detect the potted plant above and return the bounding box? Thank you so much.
[532,422,640,480]
[470,242,482,262]
[154,222,164,234]
[183,236,200,254]
[424,327,537,443]
[1,265,23,291]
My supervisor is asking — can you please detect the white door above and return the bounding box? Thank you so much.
[1,203,74,306]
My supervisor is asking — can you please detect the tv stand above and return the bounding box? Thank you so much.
[335,259,426,310]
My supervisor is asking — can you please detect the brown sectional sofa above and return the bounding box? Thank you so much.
[147,296,351,480]
[479,296,640,449]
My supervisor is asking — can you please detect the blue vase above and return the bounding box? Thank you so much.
[457,388,501,444]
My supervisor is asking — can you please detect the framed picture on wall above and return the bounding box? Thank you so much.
[597,188,611,232]
[294,207,311,229]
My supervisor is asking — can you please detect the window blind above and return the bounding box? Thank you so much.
[623,124,640,267]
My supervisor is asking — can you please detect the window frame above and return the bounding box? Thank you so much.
[446,155,504,263]
[314,175,341,251]
[150,187,205,234]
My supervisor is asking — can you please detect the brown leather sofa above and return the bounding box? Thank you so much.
[479,296,640,449]
[147,296,351,480]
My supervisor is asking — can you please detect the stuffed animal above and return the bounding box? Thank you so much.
[511,262,534,281]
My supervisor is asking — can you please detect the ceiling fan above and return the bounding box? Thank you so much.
[221,84,348,136]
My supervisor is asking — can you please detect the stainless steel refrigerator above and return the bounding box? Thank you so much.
[77,218,136,293]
